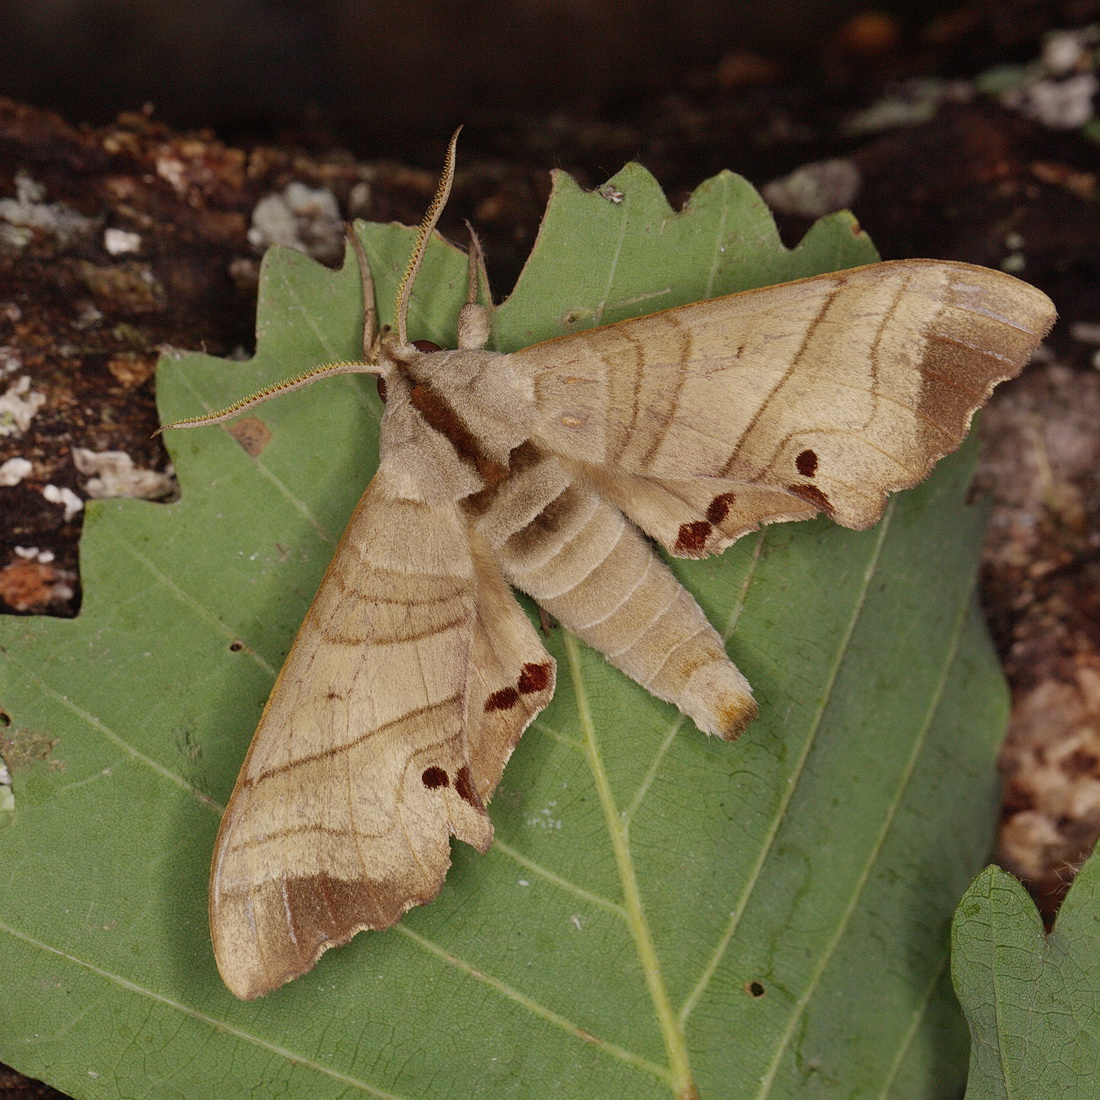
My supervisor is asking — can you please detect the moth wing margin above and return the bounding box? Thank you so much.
[210,472,551,999]
[511,260,1055,557]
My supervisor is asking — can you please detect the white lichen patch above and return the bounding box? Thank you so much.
[987,27,1100,130]
[1004,72,1099,129]
[73,448,175,500]
[247,182,343,259]
[104,227,142,255]
[42,484,83,521]
[14,547,55,563]
[763,158,863,218]
[0,376,46,436]
[0,171,98,248]
[0,346,21,375]
[0,457,32,486]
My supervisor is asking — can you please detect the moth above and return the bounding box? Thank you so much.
[166,132,1055,999]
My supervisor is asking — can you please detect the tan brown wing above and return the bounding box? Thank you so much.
[464,534,555,801]
[209,470,553,999]
[512,260,1055,557]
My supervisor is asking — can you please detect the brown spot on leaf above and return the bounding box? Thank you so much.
[796,449,818,477]
[421,766,449,788]
[0,727,64,772]
[706,493,735,524]
[518,662,551,694]
[788,483,832,516]
[675,520,711,553]
[454,765,479,807]
[486,686,520,712]
[227,416,271,456]
[745,980,766,997]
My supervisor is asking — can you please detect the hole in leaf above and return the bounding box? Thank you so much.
[0,746,12,830]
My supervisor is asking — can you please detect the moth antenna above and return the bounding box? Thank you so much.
[464,220,485,305]
[155,360,380,435]
[393,126,462,346]
[345,224,379,359]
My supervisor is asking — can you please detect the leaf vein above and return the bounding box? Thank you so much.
[753,516,975,1096]
[0,919,402,1098]
[678,506,895,1027]
[395,924,670,1084]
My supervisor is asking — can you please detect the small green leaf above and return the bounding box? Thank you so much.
[952,850,1100,1100]
[1,163,1005,1099]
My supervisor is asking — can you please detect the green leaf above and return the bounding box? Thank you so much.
[952,850,1100,1100]
[0,163,1005,1099]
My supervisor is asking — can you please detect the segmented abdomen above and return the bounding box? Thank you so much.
[469,447,756,739]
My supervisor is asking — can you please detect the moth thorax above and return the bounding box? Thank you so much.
[414,348,537,459]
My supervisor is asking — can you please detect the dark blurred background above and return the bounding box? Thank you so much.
[0,0,1072,157]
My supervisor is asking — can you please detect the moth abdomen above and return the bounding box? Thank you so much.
[483,466,755,739]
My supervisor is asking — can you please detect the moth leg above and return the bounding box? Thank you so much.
[537,605,555,636]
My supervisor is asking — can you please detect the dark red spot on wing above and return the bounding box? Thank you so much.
[376,376,388,403]
[454,765,479,807]
[421,766,449,788]
[796,449,819,477]
[517,662,552,694]
[485,686,520,712]
[412,339,442,353]
[788,483,832,515]
[675,520,712,553]
[706,493,736,524]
